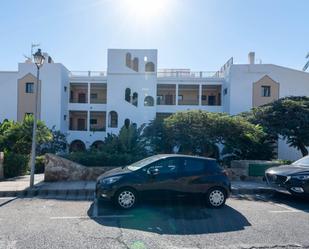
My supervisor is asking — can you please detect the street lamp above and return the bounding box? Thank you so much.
[29,49,45,188]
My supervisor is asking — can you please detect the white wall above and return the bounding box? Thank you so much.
[0,72,18,122]
[106,49,158,133]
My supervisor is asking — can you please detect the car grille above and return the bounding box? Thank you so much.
[266,173,287,184]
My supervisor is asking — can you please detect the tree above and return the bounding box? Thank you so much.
[0,115,52,155]
[142,117,171,153]
[160,110,274,160]
[38,126,67,154]
[244,96,309,157]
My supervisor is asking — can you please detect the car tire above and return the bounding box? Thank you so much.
[114,188,137,209]
[206,187,227,208]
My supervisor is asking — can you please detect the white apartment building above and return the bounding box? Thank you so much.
[0,49,309,160]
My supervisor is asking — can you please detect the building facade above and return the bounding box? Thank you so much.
[0,49,309,160]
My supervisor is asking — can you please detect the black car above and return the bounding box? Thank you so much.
[96,154,231,209]
[265,156,309,197]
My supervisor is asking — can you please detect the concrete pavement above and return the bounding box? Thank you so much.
[0,174,275,198]
[0,193,309,248]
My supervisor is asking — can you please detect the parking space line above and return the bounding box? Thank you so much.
[50,215,134,220]
[255,194,308,213]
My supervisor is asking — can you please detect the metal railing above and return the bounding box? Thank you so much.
[69,71,107,77]
[69,70,224,78]
[157,70,223,78]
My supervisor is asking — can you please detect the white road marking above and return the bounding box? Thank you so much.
[50,215,134,220]
[0,197,17,200]
[255,194,308,213]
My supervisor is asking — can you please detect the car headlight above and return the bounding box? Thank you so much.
[291,175,309,180]
[100,176,122,185]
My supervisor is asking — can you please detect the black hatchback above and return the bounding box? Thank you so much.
[96,154,231,209]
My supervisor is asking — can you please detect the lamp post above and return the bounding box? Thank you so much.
[29,49,45,188]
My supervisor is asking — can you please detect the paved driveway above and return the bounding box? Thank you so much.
[0,193,308,249]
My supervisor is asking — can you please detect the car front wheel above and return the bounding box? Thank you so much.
[206,188,226,208]
[114,188,137,209]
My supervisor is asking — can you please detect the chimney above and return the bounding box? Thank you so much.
[248,52,255,64]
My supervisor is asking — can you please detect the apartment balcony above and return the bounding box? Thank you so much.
[69,111,88,131]
[70,83,88,103]
[90,83,107,104]
[90,111,106,132]
[157,84,176,105]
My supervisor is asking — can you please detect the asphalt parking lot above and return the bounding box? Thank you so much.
[0,193,309,249]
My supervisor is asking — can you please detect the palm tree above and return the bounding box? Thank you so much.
[303,52,309,71]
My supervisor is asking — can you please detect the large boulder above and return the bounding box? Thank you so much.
[44,154,116,182]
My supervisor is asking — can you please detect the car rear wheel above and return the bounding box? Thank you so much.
[206,188,226,208]
[114,188,137,209]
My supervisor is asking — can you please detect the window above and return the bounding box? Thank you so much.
[64,115,67,121]
[77,118,86,131]
[108,111,118,128]
[261,86,271,97]
[64,86,67,92]
[208,95,216,105]
[223,88,228,95]
[132,92,138,107]
[201,95,207,101]
[183,159,205,173]
[126,53,132,68]
[125,88,131,102]
[157,95,163,105]
[144,96,154,106]
[90,93,98,100]
[178,95,183,101]
[145,62,155,72]
[25,82,34,93]
[149,158,179,174]
[78,93,87,103]
[90,119,97,125]
[132,58,139,72]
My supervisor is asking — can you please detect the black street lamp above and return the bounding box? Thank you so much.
[29,49,45,188]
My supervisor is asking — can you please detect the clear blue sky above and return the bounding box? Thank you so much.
[1,0,308,71]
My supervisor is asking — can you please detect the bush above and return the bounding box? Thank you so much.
[35,156,45,173]
[65,151,143,167]
[3,152,29,178]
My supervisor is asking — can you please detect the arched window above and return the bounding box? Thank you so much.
[144,96,154,106]
[69,140,86,152]
[126,53,132,68]
[108,111,118,128]
[132,92,138,107]
[124,118,130,128]
[91,140,104,150]
[145,62,155,72]
[132,58,139,72]
[125,88,131,102]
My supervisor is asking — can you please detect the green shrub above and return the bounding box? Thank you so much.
[64,151,144,167]
[3,152,29,178]
[35,156,45,173]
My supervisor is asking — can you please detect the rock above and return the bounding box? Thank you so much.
[44,154,116,182]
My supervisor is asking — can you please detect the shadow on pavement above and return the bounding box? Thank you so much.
[87,198,251,235]
[268,192,309,212]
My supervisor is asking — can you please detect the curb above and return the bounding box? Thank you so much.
[231,187,275,195]
[0,189,95,199]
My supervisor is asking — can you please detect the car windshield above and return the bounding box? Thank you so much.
[292,156,309,167]
[127,155,162,171]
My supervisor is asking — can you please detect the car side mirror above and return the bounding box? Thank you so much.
[147,167,159,176]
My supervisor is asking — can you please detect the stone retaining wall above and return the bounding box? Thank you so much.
[226,160,282,181]
[44,154,116,182]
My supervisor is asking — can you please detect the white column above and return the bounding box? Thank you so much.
[199,84,202,106]
[176,84,179,105]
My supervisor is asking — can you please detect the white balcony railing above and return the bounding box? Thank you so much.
[69,71,107,77]
[68,70,224,79]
